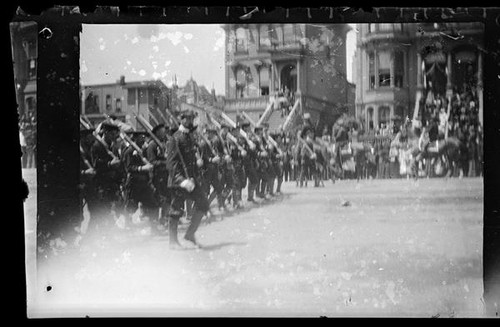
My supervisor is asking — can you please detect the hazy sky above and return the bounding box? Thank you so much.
[80,24,357,95]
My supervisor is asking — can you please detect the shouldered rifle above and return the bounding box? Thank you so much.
[80,116,119,161]
[119,132,152,165]
[241,111,283,156]
[135,114,165,152]
[221,112,256,149]
[298,136,315,157]
[207,112,245,152]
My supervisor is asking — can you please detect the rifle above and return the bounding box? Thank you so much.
[298,136,315,157]
[206,112,245,153]
[119,132,152,165]
[240,111,283,156]
[221,112,256,149]
[80,116,119,161]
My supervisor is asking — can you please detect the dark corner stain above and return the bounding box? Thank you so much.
[21,179,29,202]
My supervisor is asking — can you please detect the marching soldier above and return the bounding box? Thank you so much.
[201,128,224,209]
[241,122,260,203]
[262,123,277,197]
[253,125,269,199]
[79,127,97,240]
[122,131,157,230]
[228,127,247,208]
[219,123,235,208]
[146,124,173,233]
[167,110,210,249]
[270,132,284,194]
[89,121,123,233]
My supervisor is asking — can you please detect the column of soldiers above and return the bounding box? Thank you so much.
[78,110,290,250]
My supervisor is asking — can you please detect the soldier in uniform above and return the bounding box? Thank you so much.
[219,123,235,208]
[146,124,173,233]
[89,122,123,233]
[299,126,317,187]
[203,128,225,210]
[228,127,247,208]
[78,127,97,240]
[167,111,209,248]
[241,122,259,203]
[122,131,157,231]
[253,126,270,199]
[271,132,285,194]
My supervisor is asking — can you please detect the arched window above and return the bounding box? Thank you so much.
[236,67,248,98]
[236,27,248,52]
[283,24,295,45]
[367,107,374,130]
[259,66,270,95]
[259,25,271,48]
[379,106,390,125]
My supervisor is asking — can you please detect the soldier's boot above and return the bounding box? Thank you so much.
[168,218,182,250]
[184,210,204,248]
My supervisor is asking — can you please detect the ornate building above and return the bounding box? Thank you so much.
[354,22,484,131]
[10,21,38,119]
[222,23,353,132]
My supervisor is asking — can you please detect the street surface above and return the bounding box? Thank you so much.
[23,169,485,317]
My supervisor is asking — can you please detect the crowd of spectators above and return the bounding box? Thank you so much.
[19,111,37,169]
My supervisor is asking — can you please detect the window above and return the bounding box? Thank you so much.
[394,51,405,88]
[28,59,36,79]
[378,51,391,87]
[378,24,393,32]
[106,94,112,111]
[379,106,390,125]
[283,24,295,45]
[236,67,247,98]
[259,66,270,96]
[236,27,248,52]
[85,92,99,114]
[367,107,374,130]
[139,89,148,104]
[368,24,374,33]
[26,97,35,111]
[368,52,376,90]
[128,89,136,105]
[116,98,122,113]
[259,24,271,48]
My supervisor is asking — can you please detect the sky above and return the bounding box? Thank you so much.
[80,24,226,94]
[80,24,358,95]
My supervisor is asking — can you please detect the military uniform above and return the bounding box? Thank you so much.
[241,123,259,203]
[167,112,209,247]
[79,128,98,237]
[122,132,157,227]
[228,129,246,208]
[89,122,124,232]
[146,125,172,228]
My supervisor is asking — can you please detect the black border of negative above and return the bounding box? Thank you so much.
[6,4,500,320]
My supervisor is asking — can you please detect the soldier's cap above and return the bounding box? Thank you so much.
[152,123,167,135]
[254,126,263,132]
[100,121,120,132]
[180,110,196,119]
[260,122,269,128]
[206,127,218,133]
[220,122,232,129]
[239,121,251,128]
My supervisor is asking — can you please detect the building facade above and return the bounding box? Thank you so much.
[10,21,38,119]
[222,23,352,131]
[80,76,173,130]
[354,22,484,131]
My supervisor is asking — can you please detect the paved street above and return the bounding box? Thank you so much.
[24,170,484,317]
